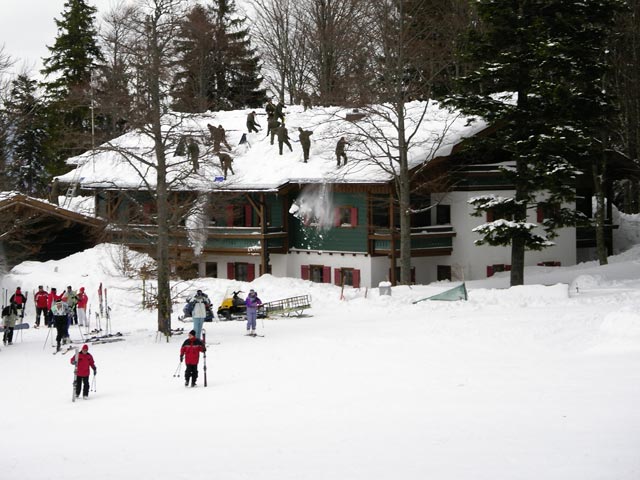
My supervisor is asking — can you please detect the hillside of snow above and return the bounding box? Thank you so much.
[0,239,639,479]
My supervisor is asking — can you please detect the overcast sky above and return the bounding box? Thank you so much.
[1,1,254,80]
[0,0,117,78]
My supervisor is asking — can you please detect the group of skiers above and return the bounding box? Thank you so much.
[2,285,90,352]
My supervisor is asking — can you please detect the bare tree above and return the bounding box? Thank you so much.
[336,0,469,285]
[252,0,313,103]
[297,0,373,106]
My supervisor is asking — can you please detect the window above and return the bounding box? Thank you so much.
[389,267,416,284]
[334,207,358,227]
[301,265,331,283]
[205,262,218,278]
[334,268,361,288]
[225,204,253,227]
[537,203,560,223]
[437,265,452,281]
[227,262,255,281]
[436,205,451,225]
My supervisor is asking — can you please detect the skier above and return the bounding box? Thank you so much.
[70,344,97,399]
[76,287,88,327]
[46,287,61,327]
[298,127,313,162]
[244,289,262,336]
[336,137,349,167]
[190,290,211,340]
[62,286,78,325]
[9,287,26,317]
[51,299,70,352]
[2,303,19,346]
[180,330,206,387]
[34,285,49,328]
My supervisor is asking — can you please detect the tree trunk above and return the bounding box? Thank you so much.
[397,103,412,285]
[148,11,172,338]
[593,156,609,265]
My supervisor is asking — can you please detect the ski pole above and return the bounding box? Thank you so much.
[43,326,52,350]
[203,329,208,388]
[91,374,97,393]
[173,361,182,378]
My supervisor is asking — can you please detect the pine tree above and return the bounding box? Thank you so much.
[172,0,266,112]
[447,0,623,286]
[41,0,103,160]
[4,75,51,196]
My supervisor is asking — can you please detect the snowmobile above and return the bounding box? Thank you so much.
[217,289,266,321]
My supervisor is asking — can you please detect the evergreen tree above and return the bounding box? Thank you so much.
[447,0,622,286]
[41,0,104,161]
[4,75,51,196]
[172,0,266,111]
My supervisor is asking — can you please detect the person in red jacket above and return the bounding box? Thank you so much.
[9,287,26,316]
[180,330,206,387]
[46,287,61,327]
[76,287,89,327]
[33,285,49,328]
[70,344,97,399]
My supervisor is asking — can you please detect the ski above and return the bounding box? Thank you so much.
[71,347,79,401]
[244,334,265,337]
[203,330,208,388]
[53,345,75,355]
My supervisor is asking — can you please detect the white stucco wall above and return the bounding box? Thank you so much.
[444,191,577,280]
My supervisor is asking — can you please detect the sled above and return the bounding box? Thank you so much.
[263,295,312,318]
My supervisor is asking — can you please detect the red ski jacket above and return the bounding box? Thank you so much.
[70,352,96,377]
[77,291,88,309]
[180,338,206,365]
[34,290,49,308]
[47,291,62,309]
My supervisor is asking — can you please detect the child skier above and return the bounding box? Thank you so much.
[244,289,262,336]
[70,344,97,399]
[180,330,206,387]
[2,302,19,345]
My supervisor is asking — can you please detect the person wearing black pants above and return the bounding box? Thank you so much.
[180,330,206,387]
[50,299,70,352]
[2,303,18,345]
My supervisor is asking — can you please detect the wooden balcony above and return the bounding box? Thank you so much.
[368,225,456,257]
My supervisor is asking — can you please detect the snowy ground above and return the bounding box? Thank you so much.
[1,244,640,480]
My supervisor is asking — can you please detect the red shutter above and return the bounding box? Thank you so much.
[350,207,358,226]
[301,265,310,280]
[411,267,415,284]
[334,208,341,227]
[486,210,494,222]
[323,266,331,283]
[225,205,234,226]
[353,269,361,288]
[505,264,511,271]
[334,268,341,285]
[247,263,255,281]
[486,266,494,277]
[227,263,235,280]
[244,205,252,227]
[537,206,544,223]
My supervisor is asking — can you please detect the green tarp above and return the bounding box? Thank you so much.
[413,283,468,304]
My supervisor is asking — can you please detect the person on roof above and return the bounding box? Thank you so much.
[246,111,261,133]
[298,128,313,163]
[336,137,349,167]
[70,344,97,399]
[276,123,293,155]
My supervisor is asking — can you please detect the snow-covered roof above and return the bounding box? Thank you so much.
[57,100,488,192]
